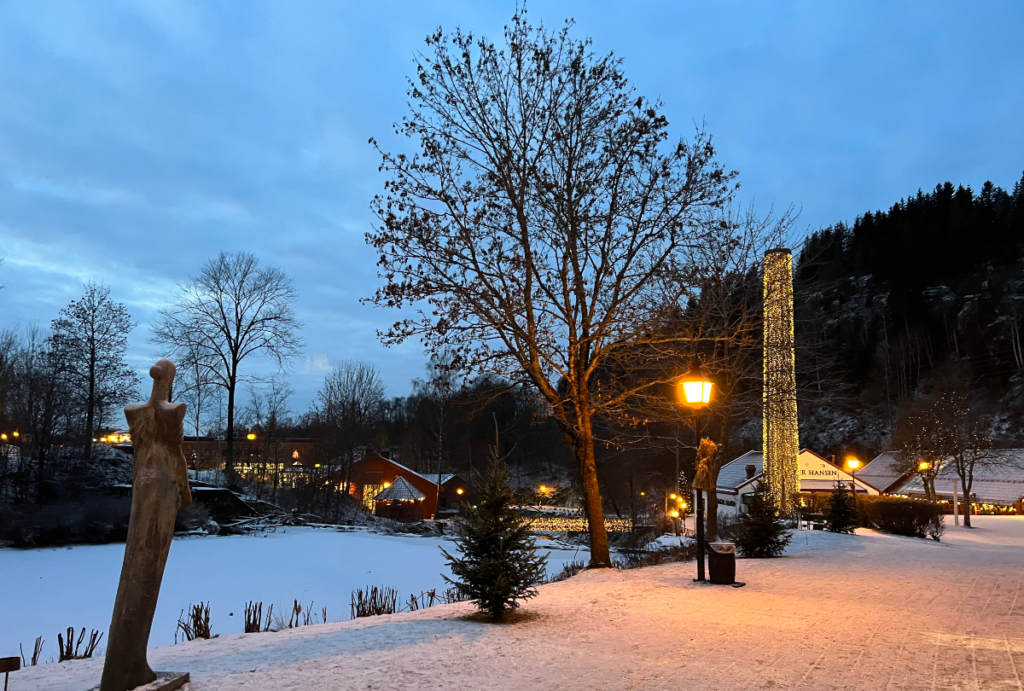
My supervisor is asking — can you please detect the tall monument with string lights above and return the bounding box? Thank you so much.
[762,248,800,510]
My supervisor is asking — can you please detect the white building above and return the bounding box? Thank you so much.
[714,449,880,517]
[866,449,1024,513]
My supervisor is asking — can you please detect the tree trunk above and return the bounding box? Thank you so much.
[574,412,611,568]
[225,371,237,478]
[961,474,972,528]
[84,349,96,464]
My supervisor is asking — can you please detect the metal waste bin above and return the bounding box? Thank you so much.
[708,541,736,584]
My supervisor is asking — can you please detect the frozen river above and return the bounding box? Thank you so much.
[0,526,588,656]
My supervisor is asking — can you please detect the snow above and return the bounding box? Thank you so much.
[9,517,1024,691]
[0,526,588,657]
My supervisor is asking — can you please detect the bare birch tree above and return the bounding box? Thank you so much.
[152,251,302,477]
[367,12,736,565]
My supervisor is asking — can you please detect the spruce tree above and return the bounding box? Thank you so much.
[441,430,547,619]
[825,481,857,534]
[732,482,793,558]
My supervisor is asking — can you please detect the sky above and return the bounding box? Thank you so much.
[1,0,1022,412]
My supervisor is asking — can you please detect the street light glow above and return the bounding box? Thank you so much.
[846,458,861,470]
[919,461,931,471]
[247,433,256,441]
[678,376,713,405]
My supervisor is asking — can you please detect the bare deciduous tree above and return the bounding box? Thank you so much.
[367,12,736,565]
[50,282,139,463]
[152,251,302,477]
[312,361,386,489]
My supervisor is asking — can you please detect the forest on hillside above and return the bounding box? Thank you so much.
[789,173,1024,457]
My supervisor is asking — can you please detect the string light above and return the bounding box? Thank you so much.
[763,249,800,511]
[527,517,633,533]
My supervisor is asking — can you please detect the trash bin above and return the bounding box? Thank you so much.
[708,541,736,585]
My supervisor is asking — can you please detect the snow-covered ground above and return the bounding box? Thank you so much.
[9,517,1024,691]
[0,526,588,656]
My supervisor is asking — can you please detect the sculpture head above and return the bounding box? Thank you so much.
[148,359,177,404]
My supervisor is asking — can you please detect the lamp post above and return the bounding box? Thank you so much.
[677,371,714,582]
[846,457,861,512]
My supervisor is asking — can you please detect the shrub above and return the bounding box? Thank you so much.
[613,542,698,570]
[858,496,944,540]
[175,602,215,643]
[350,586,398,619]
[825,482,858,534]
[175,503,212,532]
[0,497,131,548]
[57,627,103,661]
[731,483,793,558]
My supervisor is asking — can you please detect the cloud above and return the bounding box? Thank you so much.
[304,353,331,374]
[9,175,145,207]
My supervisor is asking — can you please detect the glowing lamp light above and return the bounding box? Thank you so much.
[314,463,321,468]
[0,434,6,441]
[640,491,646,496]
[670,510,680,518]
[919,461,931,472]
[12,431,18,438]
[678,373,714,406]
[456,488,464,495]
[669,493,677,499]
[680,502,688,509]
[539,484,547,493]
[383,481,391,488]
[292,450,300,459]
[846,458,861,471]
[247,433,256,441]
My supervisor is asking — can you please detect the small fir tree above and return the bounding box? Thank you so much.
[825,481,858,534]
[732,482,793,558]
[441,430,548,619]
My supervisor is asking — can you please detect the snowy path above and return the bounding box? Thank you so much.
[11,517,1024,690]
[0,526,588,654]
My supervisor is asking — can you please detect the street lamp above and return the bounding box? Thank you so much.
[677,370,714,582]
[846,457,861,513]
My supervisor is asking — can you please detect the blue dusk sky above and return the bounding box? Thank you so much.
[1,1,1022,410]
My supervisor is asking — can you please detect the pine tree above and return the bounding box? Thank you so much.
[441,430,548,619]
[825,481,858,534]
[732,482,793,558]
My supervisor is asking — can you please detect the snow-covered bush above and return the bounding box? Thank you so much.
[857,496,944,540]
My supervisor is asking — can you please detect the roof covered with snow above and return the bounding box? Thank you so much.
[716,450,763,491]
[856,452,910,493]
[373,476,425,502]
[894,449,1024,505]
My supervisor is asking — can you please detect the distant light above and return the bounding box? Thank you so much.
[247,433,256,441]
[669,493,677,500]
[1,434,6,441]
[12,431,18,438]
[456,488,464,495]
[846,458,861,470]
[680,502,688,509]
[640,491,645,496]
[314,463,321,468]
[670,510,680,518]
[383,481,391,488]
[919,461,931,471]
[292,450,300,459]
